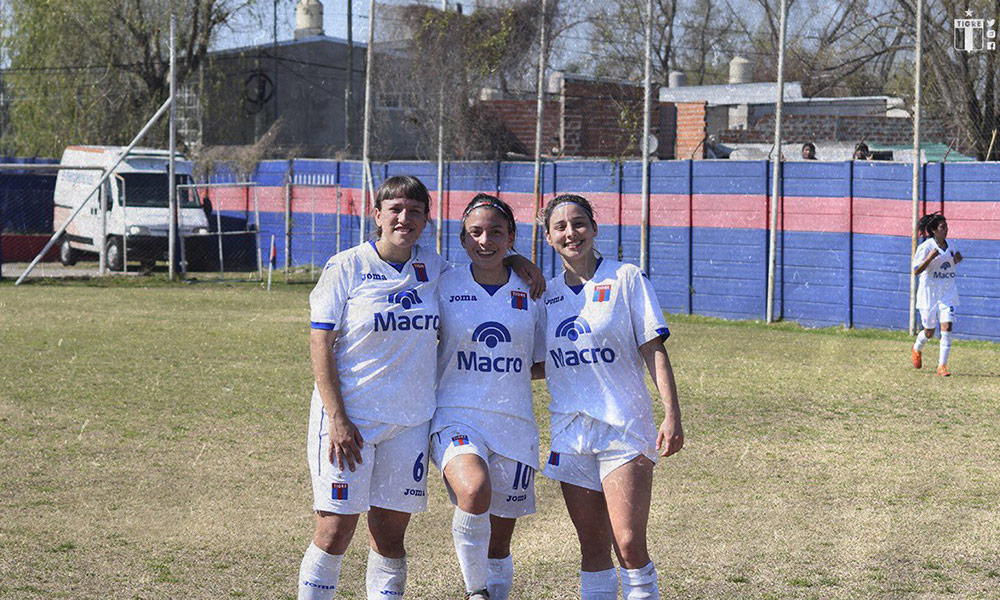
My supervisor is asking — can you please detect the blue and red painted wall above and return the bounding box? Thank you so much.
[116,159,1000,341]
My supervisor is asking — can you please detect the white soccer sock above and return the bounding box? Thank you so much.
[620,561,659,600]
[580,567,619,600]
[939,331,952,366]
[366,549,407,599]
[487,555,514,600]
[913,330,929,351]
[452,508,491,593]
[298,542,343,600]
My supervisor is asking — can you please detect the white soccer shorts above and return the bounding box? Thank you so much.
[430,423,536,519]
[543,414,657,493]
[308,403,430,515]
[920,301,956,330]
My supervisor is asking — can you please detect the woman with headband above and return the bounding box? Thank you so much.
[538,194,683,600]
[298,178,542,600]
[431,194,545,600]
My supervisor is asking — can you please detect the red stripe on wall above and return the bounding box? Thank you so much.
[496,191,553,225]
[622,193,688,227]
[942,201,1000,239]
[693,194,767,229]
[780,196,851,232]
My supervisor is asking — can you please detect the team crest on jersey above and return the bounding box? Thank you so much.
[332,482,349,500]
[510,290,528,310]
[547,452,560,466]
[555,316,592,341]
[593,284,612,302]
[452,435,470,447]
[412,262,428,282]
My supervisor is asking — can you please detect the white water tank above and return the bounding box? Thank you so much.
[668,71,687,88]
[729,56,753,84]
[295,0,324,39]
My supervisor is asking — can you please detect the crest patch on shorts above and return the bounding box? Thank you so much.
[331,482,349,500]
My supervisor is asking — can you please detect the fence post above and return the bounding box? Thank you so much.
[284,180,291,283]
[687,159,694,315]
[215,186,224,279]
[846,160,854,329]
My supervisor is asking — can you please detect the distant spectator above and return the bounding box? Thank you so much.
[801,142,817,160]
[705,135,732,159]
[853,142,871,160]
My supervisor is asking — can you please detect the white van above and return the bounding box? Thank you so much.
[53,145,209,271]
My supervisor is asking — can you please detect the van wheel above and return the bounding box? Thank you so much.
[106,237,124,272]
[59,238,78,266]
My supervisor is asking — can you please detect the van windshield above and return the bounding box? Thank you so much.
[117,173,199,208]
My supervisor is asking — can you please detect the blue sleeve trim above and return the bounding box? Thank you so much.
[655,326,671,341]
[311,321,336,330]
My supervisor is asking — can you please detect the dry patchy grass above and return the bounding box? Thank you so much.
[1,281,999,599]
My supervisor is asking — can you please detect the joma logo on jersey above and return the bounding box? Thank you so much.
[361,272,388,281]
[403,488,426,497]
[545,295,565,305]
[387,289,422,309]
[450,294,478,302]
[555,316,592,342]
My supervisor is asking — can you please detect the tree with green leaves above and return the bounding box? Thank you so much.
[0,0,261,157]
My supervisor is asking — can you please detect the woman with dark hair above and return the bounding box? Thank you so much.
[538,194,683,600]
[432,194,544,600]
[297,177,542,600]
[911,212,963,376]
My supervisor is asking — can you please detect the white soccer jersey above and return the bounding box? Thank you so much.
[310,241,446,426]
[540,259,670,446]
[913,238,960,310]
[434,265,545,467]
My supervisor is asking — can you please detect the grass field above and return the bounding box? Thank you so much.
[1,278,999,599]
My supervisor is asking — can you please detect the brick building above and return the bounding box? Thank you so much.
[480,73,677,159]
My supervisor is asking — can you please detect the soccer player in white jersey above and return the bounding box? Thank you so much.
[432,194,545,600]
[297,175,446,600]
[538,194,683,600]
[911,212,963,376]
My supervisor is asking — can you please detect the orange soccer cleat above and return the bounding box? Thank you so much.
[911,349,922,369]
[937,364,951,377]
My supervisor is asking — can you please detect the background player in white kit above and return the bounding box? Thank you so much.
[432,194,545,600]
[538,194,683,600]
[298,176,446,600]
[911,212,963,376]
